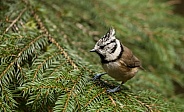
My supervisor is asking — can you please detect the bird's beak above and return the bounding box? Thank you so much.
[90,48,96,52]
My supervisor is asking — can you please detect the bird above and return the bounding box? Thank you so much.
[90,27,144,93]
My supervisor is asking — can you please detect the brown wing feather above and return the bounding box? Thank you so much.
[121,45,143,69]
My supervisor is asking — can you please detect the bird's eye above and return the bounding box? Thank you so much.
[100,46,105,49]
[111,39,116,43]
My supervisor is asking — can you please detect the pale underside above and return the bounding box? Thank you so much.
[102,60,138,82]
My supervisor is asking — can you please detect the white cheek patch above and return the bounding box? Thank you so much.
[105,40,121,61]
[113,40,121,56]
[106,43,115,53]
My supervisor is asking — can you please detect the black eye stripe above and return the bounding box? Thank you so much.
[104,39,116,46]
[111,39,116,43]
[110,44,117,53]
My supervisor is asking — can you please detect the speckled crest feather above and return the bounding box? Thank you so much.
[97,27,116,46]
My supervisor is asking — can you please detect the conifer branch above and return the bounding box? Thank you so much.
[4,8,27,34]
[0,34,45,83]
[96,103,111,112]
[32,52,63,82]
[84,90,106,107]
[49,38,78,69]
[108,95,117,106]
[63,73,83,112]
[32,10,78,69]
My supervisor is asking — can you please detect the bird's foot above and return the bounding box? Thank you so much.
[106,82,124,93]
[92,73,106,81]
[107,86,121,93]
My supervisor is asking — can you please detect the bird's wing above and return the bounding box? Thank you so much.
[121,46,143,69]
